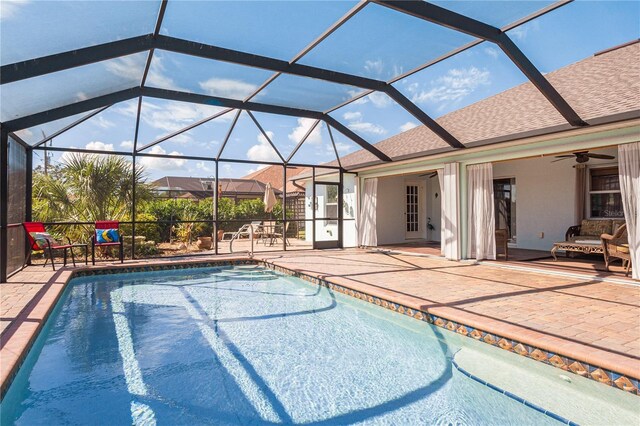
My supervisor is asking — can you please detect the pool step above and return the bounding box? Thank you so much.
[453,346,639,425]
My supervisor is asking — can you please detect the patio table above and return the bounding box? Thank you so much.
[551,240,603,260]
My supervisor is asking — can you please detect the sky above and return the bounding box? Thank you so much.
[2,0,639,180]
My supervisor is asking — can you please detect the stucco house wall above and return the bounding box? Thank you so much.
[492,146,618,251]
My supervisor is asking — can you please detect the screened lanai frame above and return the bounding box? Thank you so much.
[0,0,599,281]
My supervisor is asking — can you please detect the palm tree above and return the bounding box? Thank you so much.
[33,154,151,239]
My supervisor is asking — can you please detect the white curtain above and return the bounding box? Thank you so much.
[618,143,639,279]
[467,163,496,260]
[442,163,460,260]
[437,169,445,256]
[358,178,378,247]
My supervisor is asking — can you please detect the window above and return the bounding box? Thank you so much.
[325,185,338,226]
[493,178,516,243]
[589,167,623,218]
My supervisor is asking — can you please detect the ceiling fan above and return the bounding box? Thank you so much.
[552,151,615,163]
[418,171,438,178]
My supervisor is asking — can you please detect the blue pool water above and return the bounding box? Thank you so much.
[1,265,562,425]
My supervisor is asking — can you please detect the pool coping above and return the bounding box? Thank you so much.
[1,256,638,400]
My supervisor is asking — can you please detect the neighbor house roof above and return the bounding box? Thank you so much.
[242,165,310,195]
[150,176,279,199]
[334,40,640,171]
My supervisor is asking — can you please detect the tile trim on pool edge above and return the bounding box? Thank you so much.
[263,262,639,396]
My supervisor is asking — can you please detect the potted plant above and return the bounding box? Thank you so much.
[196,236,213,250]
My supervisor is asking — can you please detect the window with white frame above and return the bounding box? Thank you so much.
[589,166,623,218]
[325,185,338,226]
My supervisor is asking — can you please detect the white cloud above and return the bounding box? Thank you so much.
[247,131,280,162]
[350,91,392,108]
[59,141,113,162]
[0,0,29,21]
[364,59,384,76]
[139,145,186,171]
[368,92,392,108]
[257,130,274,145]
[399,121,418,132]
[104,54,147,82]
[484,47,499,59]
[346,121,386,136]
[342,110,387,136]
[196,161,214,173]
[120,140,134,149]
[288,118,323,145]
[85,141,114,151]
[510,21,539,41]
[199,78,258,99]
[137,101,226,134]
[92,115,115,129]
[222,163,233,173]
[342,111,362,121]
[145,55,181,90]
[411,66,490,105]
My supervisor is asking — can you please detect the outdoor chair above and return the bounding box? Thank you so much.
[227,221,262,241]
[601,223,631,276]
[23,222,88,271]
[269,222,290,247]
[258,221,276,245]
[92,221,123,265]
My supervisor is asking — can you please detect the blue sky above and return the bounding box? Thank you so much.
[2,0,638,180]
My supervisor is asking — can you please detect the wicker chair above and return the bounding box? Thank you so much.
[601,224,631,276]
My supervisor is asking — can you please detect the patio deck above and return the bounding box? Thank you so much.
[2,249,638,397]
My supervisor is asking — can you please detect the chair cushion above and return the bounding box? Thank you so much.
[580,219,612,237]
[96,229,120,243]
[619,244,630,254]
[29,232,58,249]
[568,235,600,243]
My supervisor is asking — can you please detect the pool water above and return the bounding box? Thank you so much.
[2,265,566,425]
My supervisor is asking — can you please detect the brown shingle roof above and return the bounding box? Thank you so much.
[336,41,640,170]
[242,165,309,195]
[150,176,279,198]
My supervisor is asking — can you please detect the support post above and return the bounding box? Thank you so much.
[312,167,316,249]
[214,160,219,255]
[338,168,344,249]
[283,165,287,251]
[131,154,137,259]
[1,129,9,282]
[25,148,33,264]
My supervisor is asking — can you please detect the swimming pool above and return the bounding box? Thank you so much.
[0,265,629,424]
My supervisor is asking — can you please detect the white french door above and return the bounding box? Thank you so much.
[405,181,424,239]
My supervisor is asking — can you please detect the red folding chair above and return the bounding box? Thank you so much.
[92,221,124,265]
[23,222,87,271]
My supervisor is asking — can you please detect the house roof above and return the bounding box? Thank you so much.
[333,40,640,171]
[150,176,279,196]
[242,165,309,195]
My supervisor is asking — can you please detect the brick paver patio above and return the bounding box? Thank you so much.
[2,249,639,396]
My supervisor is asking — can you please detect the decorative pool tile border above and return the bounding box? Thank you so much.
[71,259,257,278]
[69,259,638,396]
[265,262,640,396]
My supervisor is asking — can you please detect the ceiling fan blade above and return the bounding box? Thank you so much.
[554,155,574,158]
[551,157,571,163]
[585,153,615,159]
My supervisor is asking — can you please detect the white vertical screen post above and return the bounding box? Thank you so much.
[442,163,460,260]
